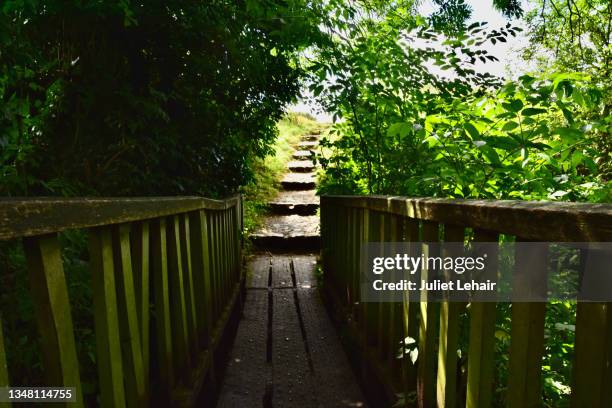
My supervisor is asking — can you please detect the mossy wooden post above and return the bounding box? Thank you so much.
[0,315,9,408]
[507,241,548,408]
[436,225,464,408]
[130,221,150,397]
[23,234,84,407]
[111,224,147,407]
[89,226,126,408]
[571,248,612,407]
[167,215,191,376]
[189,210,213,349]
[466,229,498,408]
[179,214,199,361]
[151,218,174,400]
[417,221,439,408]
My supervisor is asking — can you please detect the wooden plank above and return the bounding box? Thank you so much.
[189,210,213,347]
[167,215,191,376]
[436,225,465,408]
[216,290,270,407]
[296,276,366,406]
[320,196,612,242]
[0,314,9,408]
[507,241,548,408]
[22,234,83,407]
[111,225,147,407]
[179,214,199,361]
[417,221,439,408]
[89,226,126,408]
[272,288,318,407]
[246,255,271,289]
[1,195,241,240]
[271,256,293,288]
[151,218,174,400]
[130,221,150,396]
[465,229,498,408]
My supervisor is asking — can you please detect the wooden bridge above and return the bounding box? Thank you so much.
[0,133,611,407]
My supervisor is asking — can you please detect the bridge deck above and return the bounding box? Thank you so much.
[216,254,366,407]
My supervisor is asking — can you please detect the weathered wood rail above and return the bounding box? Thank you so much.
[320,195,612,408]
[0,195,243,407]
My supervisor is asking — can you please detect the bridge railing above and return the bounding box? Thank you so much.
[0,195,243,407]
[320,195,612,408]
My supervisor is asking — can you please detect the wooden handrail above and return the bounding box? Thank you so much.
[322,195,612,241]
[320,194,612,408]
[0,195,244,407]
[0,195,241,240]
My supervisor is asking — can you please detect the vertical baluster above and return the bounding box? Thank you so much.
[401,216,419,405]
[151,218,174,399]
[130,221,150,398]
[189,210,213,349]
[23,234,83,407]
[389,215,405,381]
[111,224,146,407]
[167,216,191,376]
[436,225,465,408]
[507,240,548,407]
[210,212,220,319]
[89,226,126,408]
[179,214,199,364]
[465,229,498,408]
[417,221,439,408]
[571,247,612,407]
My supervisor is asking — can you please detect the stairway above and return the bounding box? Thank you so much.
[216,132,367,407]
[250,135,322,251]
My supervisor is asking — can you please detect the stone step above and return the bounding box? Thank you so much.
[292,150,314,160]
[288,160,315,172]
[250,215,320,251]
[281,172,316,190]
[298,140,318,149]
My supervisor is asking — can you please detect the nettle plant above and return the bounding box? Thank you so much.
[312,13,610,202]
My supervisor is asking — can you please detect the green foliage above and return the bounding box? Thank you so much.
[0,0,325,198]
[312,8,609,202]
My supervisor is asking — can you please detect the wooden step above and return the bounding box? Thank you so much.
[292,150,314,160]
[281,173,316,190]
[301,135,319,142]
[288,160,315,172]
[298,140,318,149]
[268,202,319,216]
[249,215,320,251]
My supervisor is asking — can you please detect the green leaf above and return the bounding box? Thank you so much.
[503,99,524,112]
[521,108,547,116]
[463,122,480,139]
[501,121,519,131]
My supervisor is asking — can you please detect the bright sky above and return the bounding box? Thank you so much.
[290,0,532,122]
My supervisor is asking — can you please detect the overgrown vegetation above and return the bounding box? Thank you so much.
[242,112,323,238]
[1,0,610,406]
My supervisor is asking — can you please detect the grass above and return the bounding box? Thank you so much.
[241,112,326,244]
